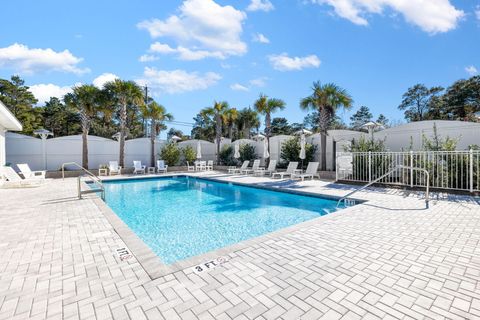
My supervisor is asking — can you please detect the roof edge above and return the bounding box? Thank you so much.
[0,100,23,131]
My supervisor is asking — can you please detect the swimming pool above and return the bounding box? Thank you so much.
[103,176,344,264]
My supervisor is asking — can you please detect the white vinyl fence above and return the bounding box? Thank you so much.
[336,151,480,192]
[5,133,167,171]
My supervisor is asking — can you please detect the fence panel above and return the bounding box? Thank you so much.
[336,150,480,192]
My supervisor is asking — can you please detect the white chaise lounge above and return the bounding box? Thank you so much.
[156,160,168,174]
[133,161,146,174]
[17,163,46,179]
[1,166,43,188]
[272,162,299,179]
[109,161,122,175]
[292,162,319,181]
[254,160,277,176]
[228,161,249,174]
[241,159,260,174]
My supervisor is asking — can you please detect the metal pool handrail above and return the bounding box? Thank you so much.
[61,162,105,200]
[337,165,430,209]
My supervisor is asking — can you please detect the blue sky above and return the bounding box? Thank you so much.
[1,0,479,137]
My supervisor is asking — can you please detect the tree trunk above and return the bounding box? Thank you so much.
[318,107,329,171]
[228,125,233,139]
[216,113,221,164]
[119,102,127,167]
[320,132,327,171]
[82,128,88,169]
[265,112,271,139]
[243,121,249,139]
[150,120,156,167]
[265,112,271,166]
[80,111,89,169]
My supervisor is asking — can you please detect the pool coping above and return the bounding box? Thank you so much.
[89,173,367,279]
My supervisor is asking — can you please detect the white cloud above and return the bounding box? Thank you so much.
[252,33,270,44]
[249,77,268,87]
[29,84,73,104]
[230,83,250,91]
[92,73,119,88]
[269,53,321,71]
[0,43,89,75]
[137,67,221,94]
[465,65,478,76]
[230,77,268,92]
[476,6,480,21]
[311,0,464,33]
[149,42,177,54]
[247,0,274,12]
[146,42,225,61]
[137,0,247,60]
[139,54,160,62]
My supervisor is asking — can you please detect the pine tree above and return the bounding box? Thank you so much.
[350,106,372,130]
[0,75,42,135]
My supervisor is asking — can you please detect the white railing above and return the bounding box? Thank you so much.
[337,165,430,208]
[336,150,480,192]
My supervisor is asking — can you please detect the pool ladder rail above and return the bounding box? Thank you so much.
[61,162,105,201]
[337,165,430,209]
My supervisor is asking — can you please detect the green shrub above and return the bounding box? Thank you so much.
[159,143,180,166]
[240,144,256,163]
[279,137,316,169]
[182,145,196,164]
[348,135,387,152]
[219,145,237,166]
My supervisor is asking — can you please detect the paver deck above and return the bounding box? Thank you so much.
[1,172,479,319]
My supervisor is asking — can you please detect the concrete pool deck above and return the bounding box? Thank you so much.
[0,172,479,319]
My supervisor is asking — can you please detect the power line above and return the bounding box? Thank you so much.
[143,85,195,128]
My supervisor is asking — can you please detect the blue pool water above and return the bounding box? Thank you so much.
[103,177,342,264]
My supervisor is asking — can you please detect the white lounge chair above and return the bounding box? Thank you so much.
[242,159,260,174]
[17,163,46,179]
[133,161,146,174]
[186,162,195,172]
[0,166,43,188]
[109,161,122,176]
[195,161,206,171]
[254,160,277,176]
[157,160,168,173]
[292,162,319,181]
[228,160,249,174]
[157,160,168,174]
[206,160,214,171]
[272,162,299,179]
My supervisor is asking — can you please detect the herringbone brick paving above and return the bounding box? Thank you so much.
[0,173,479,319]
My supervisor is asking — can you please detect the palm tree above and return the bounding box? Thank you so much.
[104,80,144,167]
[64,84,102,169]
[254,94,285,143]
[236,108,260,139]
[300,81,353,170]
[140,101,173,166]
[201,101,229,163]
[222,108,238,139]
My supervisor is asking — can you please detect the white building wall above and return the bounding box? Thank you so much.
[0,127,5,166]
